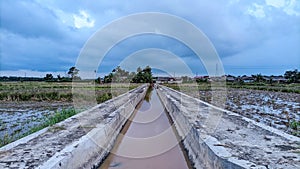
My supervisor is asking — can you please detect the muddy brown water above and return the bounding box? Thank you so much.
[98,87,192,169]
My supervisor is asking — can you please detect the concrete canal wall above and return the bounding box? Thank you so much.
[156,85,300,169]
[0,85,148,169]
[1,84,299,169]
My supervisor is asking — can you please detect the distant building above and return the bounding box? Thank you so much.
[194,76,209,82]
[154,77,182,84]
[262,76,271,82]
[226,75,236,82]
[272,76,288,83]
[155,77,169,84]
[168,77,183,84]
[241,76,255,83]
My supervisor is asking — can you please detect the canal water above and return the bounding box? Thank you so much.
[98,87,192,169]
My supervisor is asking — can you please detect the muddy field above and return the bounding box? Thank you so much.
[176,86,300,136]
[0,101,72,139]
[0,82,140,146]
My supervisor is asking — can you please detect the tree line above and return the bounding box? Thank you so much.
[100,66,153,83]
[43,66,80,82]
[0,67,299,84]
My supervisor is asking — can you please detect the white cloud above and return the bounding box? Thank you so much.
[53,9,74,27]
[283,0,300,16]
[1,0,299,76]
[265,0,285,8]
[247,3,266,18]
[73,10,95,29]
[265,0,300,16]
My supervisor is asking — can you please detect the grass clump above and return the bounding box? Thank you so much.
[0,108,78,147]
[41,108,78,127]
[0,133,13,147]
[290,120,300,130]
[96,93,112,103]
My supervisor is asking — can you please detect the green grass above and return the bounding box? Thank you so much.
[0,133,13,147]
[0,108,78,147]
[0,83,142,147]
[0,82,141,101]
[290,120,300,130]
[96,93,112,103]
[0,82,142,147]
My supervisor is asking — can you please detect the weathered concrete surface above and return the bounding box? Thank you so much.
[156,85,300,169]
[0,84,148,169]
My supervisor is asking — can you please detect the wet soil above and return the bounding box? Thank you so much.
[180,88,300,135]
[0,101,72,138]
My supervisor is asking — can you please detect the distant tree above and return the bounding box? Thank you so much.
[128,72,136,81]
[68,67,80,80]
[57,74,62,81]
[102,66,152,83]
[284,69,300,83]
[103,73,113,83]
[112,66,130,82]
[44,74,54,81]
[196,78,208,83]
[252,73,263,83]
[269,75,274,84]
[95,77,102,84]
[182,76,193,83]
[137,67,142,73]
[131,66,152,83]
[142,66,153,83]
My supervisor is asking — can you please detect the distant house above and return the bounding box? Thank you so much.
[154,77,182,84]
[241,76,254,83]
[226,75,236,82]
[168,77,183,84]
[262,76,271,82]
[155,77,169,84]
[272,76,288,83]
[194,76,209,82]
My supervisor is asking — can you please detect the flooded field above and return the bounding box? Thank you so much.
[0,82,141,146]
[99,88,192,169]
[0,101,72,139]
[226,90,300,127]
[172,84,300,136]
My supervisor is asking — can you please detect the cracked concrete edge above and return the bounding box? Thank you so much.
[156,85,270,169]
[0,99,98,152]
[36,84,148,169]
[38,124,108,169]
[0,103,101,152]
[0,127,49,151]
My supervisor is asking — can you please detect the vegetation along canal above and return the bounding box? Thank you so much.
[98,87,193,169]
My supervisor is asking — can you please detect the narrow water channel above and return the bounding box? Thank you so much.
[98,87,192,169]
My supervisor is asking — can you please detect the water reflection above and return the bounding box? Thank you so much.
[98,87,192,169]
[144,86,153,102]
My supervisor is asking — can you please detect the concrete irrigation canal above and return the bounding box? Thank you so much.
[0,85,299,168]
[98,87,192,169]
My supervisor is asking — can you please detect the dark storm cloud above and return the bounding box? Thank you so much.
[0,0,299,76]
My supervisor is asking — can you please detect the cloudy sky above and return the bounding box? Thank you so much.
[0,0,299,78]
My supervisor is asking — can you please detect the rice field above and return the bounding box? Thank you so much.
[0,81,140,147]
[164,83,300,136]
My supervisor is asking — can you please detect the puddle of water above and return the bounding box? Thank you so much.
[98,87,192,169]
